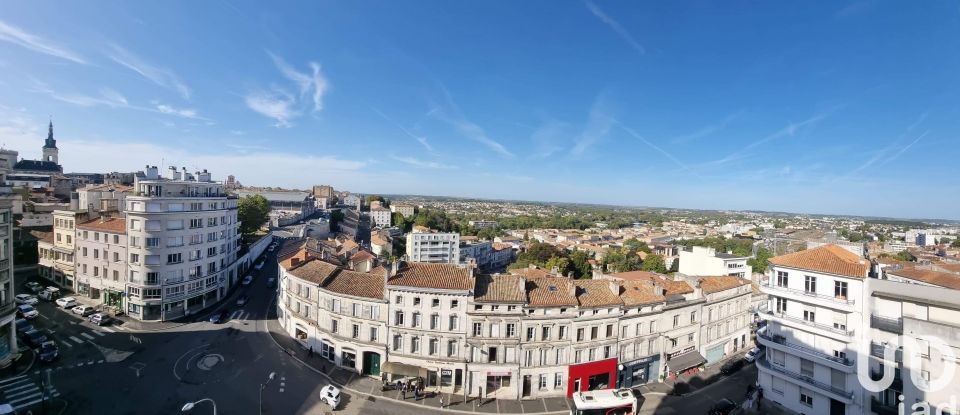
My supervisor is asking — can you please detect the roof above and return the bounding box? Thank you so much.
[769,244,869,278]
[235,190,311,202]
[525,277,577,307]
[322,269,385,300]
[715,252,748,259]
[31,230,54,244]
[388,262,474,291]
[286,258,341,285]
[14,160,61,172]
[371,234,389,246]
[612,271,694,295]
[509,266,555,279]
[81,184,134,193]
[474,274,526,303]
[574,279,623,308]
[77,217,126,233]
[349,250,376,264]
[887,266,960,291]
[698,276,751,294]
[618,280,665,306]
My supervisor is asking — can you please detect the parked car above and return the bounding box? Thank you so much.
[37,290,55,301]
[15,294,38,305]
[43,287,61,298]
[15,319,34,334]
[55,297,78,309]
[24,281,42,293]
[236,295,249,307]
[319,385,341,409]
[72,305,96,317]
[38,341,59,363]
[708,398,738,415]
[20,329,48,348]
[209,309,230,324]
[241,275,253,286]
[16,305,39,319]
[89,313,113,326]
[720,358,745,375]
[744,347,761,363]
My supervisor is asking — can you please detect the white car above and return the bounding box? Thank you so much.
[72,305,96,317]
[319,385,341,409]
[241,275,253,286]
[15,294,38,305]
[744,347,761,362]
[55,297,78,309]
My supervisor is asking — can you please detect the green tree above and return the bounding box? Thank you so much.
[748,247,773,273]
[330,209,345,230]
[568,250,593,279]
[895,251,916,262]
[641,254,667,273]
[669,258,679,273]
[545,256,571,276]
[952,239,960,248]
[602,247,643,273]
[238,194,270,235]
[366,195,386,204]
[624,238,651,253]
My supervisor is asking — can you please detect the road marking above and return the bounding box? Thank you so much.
[80,332,95,340]
[91,330,105,337]
[9,392,42,407]
[99,326,116,333]
[0,375,27,386]
[38,315,49,320]
[98,360,104,364]
[45,329,55,334]
[87,360,94,365]
[59,341,73,349]
[69,336,84,344]
[76,362,84,367]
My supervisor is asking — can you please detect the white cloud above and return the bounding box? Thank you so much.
[530,119,567,159]
[371,107,435,153]
[244,89,298,128]
[268,52,329,112]
[32,81,128,108]
[107,44,191,99]
[570,95,615,157]
[0,20,86,64]
[584,1,646,56]
[155,103,198,119]
[670,111,742,144]
[390,155,456,169]
[432,84,514,158]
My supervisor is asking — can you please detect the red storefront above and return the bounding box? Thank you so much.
[567,358,618,398]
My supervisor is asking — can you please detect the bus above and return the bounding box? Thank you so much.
[570,389,639,415]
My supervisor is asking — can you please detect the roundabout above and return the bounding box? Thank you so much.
[173,344,236,385]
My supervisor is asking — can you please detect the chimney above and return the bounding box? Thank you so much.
[608,280,619,296]
[390,260,400,277]
[99,211,107,223]
[694,279,704,299]
[291,257,301,267]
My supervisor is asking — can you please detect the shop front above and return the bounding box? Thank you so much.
[617,354,660,389]
[567,358,617,398]
[485,369,513,395]
[665,350,706,379]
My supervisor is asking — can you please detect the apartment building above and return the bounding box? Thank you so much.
[469,220,498,229]
[74,216,127,310]
[519,276,578,399]
[390,203,415,218]
[696,276,753,365]
[679,246,752,278]
[77,183,132,212]
[123,166,241,321]
[0,198,15,368]
[568,280,622,398]
[758,244,869,415]
[615,280,665,389]
[406,229,459,263]
[466,274,526,399]
[460,240,514,272]
[38,209,91,288]
[385,262,473,393]
[370,206,392,228]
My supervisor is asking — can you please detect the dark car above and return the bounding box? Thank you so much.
[209,309,230,324]
[708,398,738,415]
[720,358,745,375]
[38,341,59,363]
[20,329,49,349]
[15,319,33,335]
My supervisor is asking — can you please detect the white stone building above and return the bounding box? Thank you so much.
[678,246,752,278]
[0,197,16,368]
[74,216,127,309]
[406,229,459,264]
[370,206,392,228]
[390,204,415,218]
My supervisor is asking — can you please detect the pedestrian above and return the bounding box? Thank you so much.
[308,346,314,357]
[440,395,444,409]
[401,384,407,400]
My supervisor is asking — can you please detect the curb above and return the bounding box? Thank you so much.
[261,301,567,415]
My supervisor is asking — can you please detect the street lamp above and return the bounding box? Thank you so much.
[181,398,217,415]
[259,371,277,415]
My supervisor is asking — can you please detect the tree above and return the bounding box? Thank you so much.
[748,247,773,273]
[895,251,916,262]
[669,258,679,273]
[602,247,643,273]
[330,209,344,231]
[366,195,386,204]
[568,250,593,279]
[238,194,270,235]
[953,239,960,248]
[640,254,667,273]
[545,256,571,276]
[624,238,651,253]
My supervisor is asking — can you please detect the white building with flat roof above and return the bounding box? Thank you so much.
[406,229,459,264]
[678,246,752,278]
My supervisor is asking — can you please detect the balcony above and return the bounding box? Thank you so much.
[757,358,855,403]
[869,343,903,363]
[757,330,855,372]
[870,315,903,335]
[0,301,16,316]
[760,309,854,339]
[871,397,898,415]
[761,282,855,307]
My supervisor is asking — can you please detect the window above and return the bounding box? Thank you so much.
[429,338,439,356]
[395,295,402,305]
[352,324,359,339]
[542,326,551,340]
[130,253,140,264]
[804,275,817,294]
[412,312,421,328]
[605,324,613,338]
[650,321,657,333]
[473,323,483,337]
[369,327,378,342]
[799,389,813,407]
[449,315,459,330]
[574,350,582,363]
[410,337,419,354]
[167,253,182,264]
[413,297,421,306]
[393,335,402,351]
[538,374,547,390]
[776,271,788,287]
[450,300,459,308]
[576,328,584,341]
[775,297,788,313]
[800,359,814,377]
[447,341,457,357]
[673,315,680,328]
[430,314,439,330]
[554,373,563,389]
[394,311,405,326]
[559,326,567,339]
[331,319,339,333]
[603,345,611,359]
[431,298,440,308]
[591,326,598,340]
[190,218,203,229]
[488,347,498,363]
[803,310,815,322]
[690,311,697,323]
[834,281,848,300]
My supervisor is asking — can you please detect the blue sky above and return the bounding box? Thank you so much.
[1,1,959,219]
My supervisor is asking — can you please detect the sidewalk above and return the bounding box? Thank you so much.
[265,317,571,414]
[635,353,749,397]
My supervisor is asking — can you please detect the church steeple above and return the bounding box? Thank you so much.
[44,120,57,149]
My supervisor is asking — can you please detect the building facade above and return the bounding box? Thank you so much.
[678,246,752,278]
[0,198,16,368]
[370,207,392,228]
[74,216,127,310]
[406,230,460,263]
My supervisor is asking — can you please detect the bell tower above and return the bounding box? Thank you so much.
[43,120,58,164]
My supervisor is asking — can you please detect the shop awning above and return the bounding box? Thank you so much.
[667,351,706,372]
[382,361,423,377]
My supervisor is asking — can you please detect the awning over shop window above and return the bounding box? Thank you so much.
[666,351,706,372]
[382,361,424,378]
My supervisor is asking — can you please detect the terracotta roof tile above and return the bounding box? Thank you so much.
[286,257,340,285]
[525,277,577,307]
[697,276,752,294]
[888,266,960,290]
[77,217,126,233]
[349,250,376,264]
[574,279,622,308]
[322,269,385,300]
[388,262,474,291]
[509,266,556,279]
[611,271,694,295]
[618,280,665,306]
[770,244,869,278]
[474,274,526,303]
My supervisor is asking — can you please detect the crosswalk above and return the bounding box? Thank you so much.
[0,375,60,411]
[52,326,113,351]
